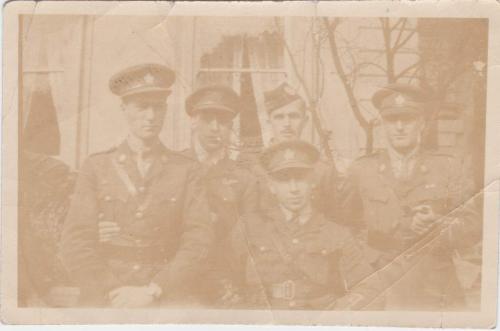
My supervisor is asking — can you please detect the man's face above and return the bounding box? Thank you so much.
[192,109,233,153]
[268,100,307,143]
[269,168,314,213]
[381,112,425,154]
[122,93,167,141]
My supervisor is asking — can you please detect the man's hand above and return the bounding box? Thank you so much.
[98,221,120,242]
[108,286,155,308]
[410,204,441,235]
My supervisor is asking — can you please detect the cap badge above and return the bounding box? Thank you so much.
[284,149,295,161]
[395,94,406,106]
[143,73,155,84]
[283,85,296,96]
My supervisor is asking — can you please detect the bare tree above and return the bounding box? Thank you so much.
[323,17,421,154]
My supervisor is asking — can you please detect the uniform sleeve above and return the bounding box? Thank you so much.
[153,166,215,297]
[335,232,384,310]
[230,216,269,308]
[59,158,121,298]
[317,161,341,224]
[238,168,259,215]
[441,156,481,249]
[337,160,366,230]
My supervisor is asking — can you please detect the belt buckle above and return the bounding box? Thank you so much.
[282,280,296,300]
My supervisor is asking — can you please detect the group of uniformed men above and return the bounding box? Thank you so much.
[60,63,479,310]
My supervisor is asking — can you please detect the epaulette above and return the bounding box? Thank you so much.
[88,146,117,157]
[165,148,198,164]
[351,150,380,164]
[425,148,459,158]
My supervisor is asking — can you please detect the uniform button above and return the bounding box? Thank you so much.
[292,238,299,244]
[223,197,228,201]
[98,212,104,219]
[321,249,328,255]
[289,301,296,308]
[104,195,111,201]
[133,264,141,271]
[259,246,267,252]
[118,154,127,163]
[135,211,143,219]
[170,197,177,202]
[138,186,146,193]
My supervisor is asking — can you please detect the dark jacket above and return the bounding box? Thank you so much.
[232,208,381,310]
[60,141,214,306]
[341,149,480,310]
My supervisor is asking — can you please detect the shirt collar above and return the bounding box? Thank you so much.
[279,204,313,225]
[386,144,420,165]
[126,135,161,158]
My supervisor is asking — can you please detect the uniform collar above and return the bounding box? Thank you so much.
[377,147,425,174]
[279,204,313,225]
[126,136,163,158]
[386,145,420,166]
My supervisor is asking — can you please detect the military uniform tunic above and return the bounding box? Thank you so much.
[60,141,214,306]
[232,209,381,310]
[342,149,480,309]
[181,149,258,305]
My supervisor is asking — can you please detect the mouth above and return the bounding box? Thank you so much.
[205,136,222,143]
[281,130,294,137]
[287,197,303,205]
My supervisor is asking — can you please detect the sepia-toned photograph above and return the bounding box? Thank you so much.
[1,1,499,327]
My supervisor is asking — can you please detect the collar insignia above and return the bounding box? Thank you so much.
[222,178,238,186]
[283,85,297,96]
[144,73,155,84]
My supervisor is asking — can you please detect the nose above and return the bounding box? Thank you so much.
[209,118,220,131]
[289,178,298,192]
[144,106,155,120]
[396,120,404,130]
[284,115,292,127]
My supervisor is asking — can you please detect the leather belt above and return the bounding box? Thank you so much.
[100,243,169,263]
[268,280,326,300]
[270,280,296,300]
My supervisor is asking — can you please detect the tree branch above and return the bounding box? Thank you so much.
[322,17,369,130]
[394,61,421,81]
[274,17,333,160]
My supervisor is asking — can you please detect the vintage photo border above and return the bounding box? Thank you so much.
[1,1,500,327]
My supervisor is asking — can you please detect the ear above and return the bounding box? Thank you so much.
[267,177,277,195]
[302,113,309,125]
[191,116,199,129]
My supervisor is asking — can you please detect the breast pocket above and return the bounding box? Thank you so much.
[146,193,181,225]
[364,187,401,233]
[413,184,449,215]
[97,183,130,223]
